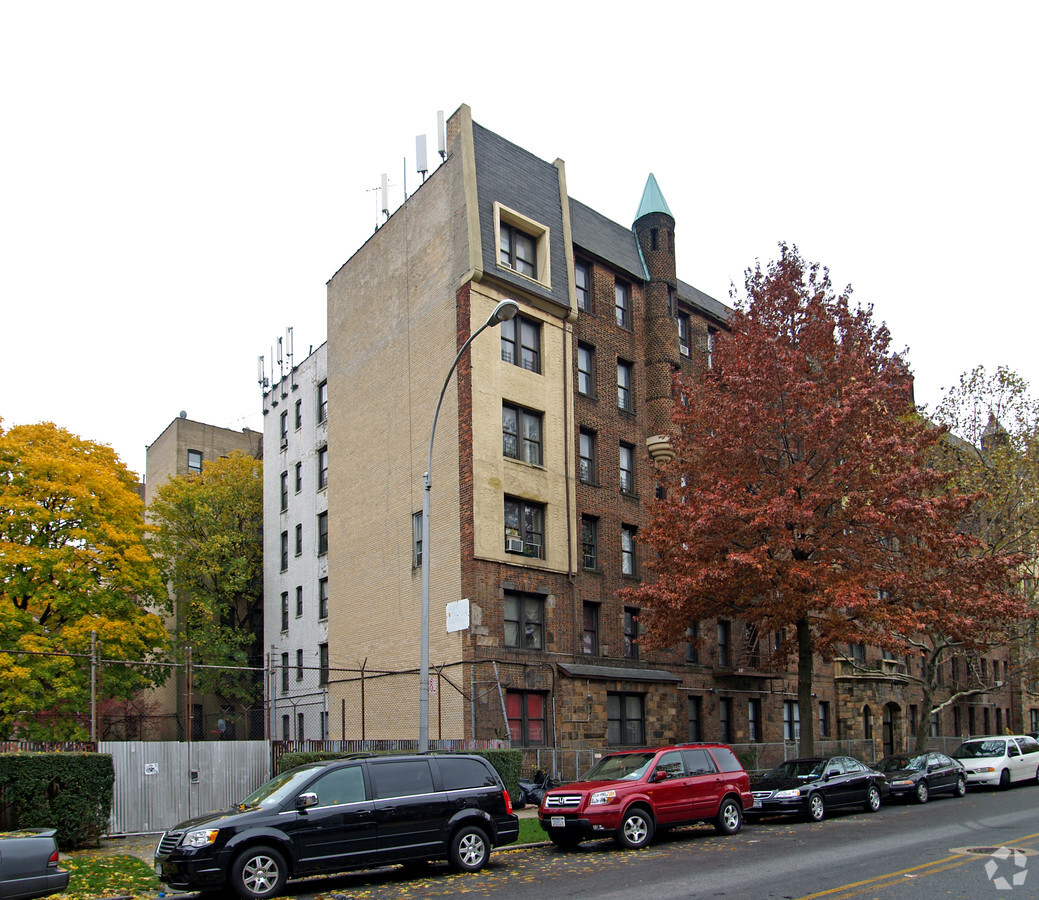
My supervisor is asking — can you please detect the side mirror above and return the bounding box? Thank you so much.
[653,770,670,782]
[296,792,319,810]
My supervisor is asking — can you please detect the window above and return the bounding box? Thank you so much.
[575,261,591,311]
[317,512,328,555]
[187,449,203,474]
[294,398,302,430]
[577,343,595,396]
[617,359,633,411]
[863,705,873,739]
[624,608,639,661]
[320,711,329,740]
[281,714,289,741]
[413,511,423,568]
[685,624,699,664]
[295,461,302,493]
[298,713,304,741]
[317,446,328,490]
[607,692,644,745]
[578,429,596,483]
[280,531,288,572]
[707,327,717,368]
[849,642,866,663]
[621,525,637,576]
[615,280,631,329]
[582,602,599,655]
[619,443,635,495]
[719,697,733,743]
[280,592,289,631]
[504,496,545,559]
[819,700,831,738]
[370,759,435,799]
[717,620,731,668]
[506,690,546,745]
[280,471,289,511]
[295,523,302,556]
[318,577,328,620]
[784,700,800,740]
[933,710,943,737]
[499,221,537,278]
[677,312,690,357]
[500,315,541,373]
[503,404,543,465]
[748,698,762,742]
[280,411,288,446]
[504,592,544,650]
[1032,709,1039,733]
[688,696,702,741]
[281,653,289,693]
[581,515,598,570]
[296,649,303,681]
[318,643,329,685]
[295,585,303,617]
[317,381,328,423]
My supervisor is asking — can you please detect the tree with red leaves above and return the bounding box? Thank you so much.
[626,244,1022,755]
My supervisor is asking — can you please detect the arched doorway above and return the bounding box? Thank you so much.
[883,702,900,756]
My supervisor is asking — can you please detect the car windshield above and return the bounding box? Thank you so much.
[767,759,827,780]
[877,755,926,772]
[580,752,656,782]
[237,765,324,809]
[953,740,1006,759]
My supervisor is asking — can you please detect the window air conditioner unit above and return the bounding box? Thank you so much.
[505,537,525,554]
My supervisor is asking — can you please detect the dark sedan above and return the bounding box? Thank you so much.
[748,756,889,822]
[876,751,966,803]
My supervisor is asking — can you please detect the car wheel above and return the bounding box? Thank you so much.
[448,825,490,872]
[615,807,655,849]
[955,775,967,797]
[714,797,743,835]
[914,780,929,804]
[999,768,1012,790]
[229,845,287,900]
[805,792,826,822]
[865,784,882,812]
[548,830,581,849]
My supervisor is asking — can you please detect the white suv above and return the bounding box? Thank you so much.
[952,735,1039,788]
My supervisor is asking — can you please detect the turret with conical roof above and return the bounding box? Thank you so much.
[633,174,679,446]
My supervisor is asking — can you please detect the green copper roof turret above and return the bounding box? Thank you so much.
[635,173,673,221]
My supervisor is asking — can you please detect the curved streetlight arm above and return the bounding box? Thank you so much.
[419,299,518,751]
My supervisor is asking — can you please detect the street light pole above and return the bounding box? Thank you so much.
[420,298,519,751]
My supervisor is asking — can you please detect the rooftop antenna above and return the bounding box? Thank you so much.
[381,174,389,221]
[286,326,296,388]
[276,336,284,380]
[437,110,446,161]
[257,355,269,390]
[416,134,428,183]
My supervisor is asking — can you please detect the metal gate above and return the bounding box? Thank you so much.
[101,741,270,835]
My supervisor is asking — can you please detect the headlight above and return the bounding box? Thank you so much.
[774,789,801,799]
[182,829,220,848]
[589,789,617,805]
[978,767,996,774]
[891,780,914,787]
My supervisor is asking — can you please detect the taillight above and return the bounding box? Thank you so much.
[503,789,514,815]
[48,849,60,868]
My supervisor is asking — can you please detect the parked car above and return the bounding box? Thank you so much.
[875,751,966,803]
[538,743,753,850]
[0,829,69,900]
[952,735,1039,789]
[748,756,889,822]
[154,753,518,899]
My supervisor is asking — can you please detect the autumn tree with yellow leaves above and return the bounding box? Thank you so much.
[0,420,170,739]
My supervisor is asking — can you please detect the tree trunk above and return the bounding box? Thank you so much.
[797,617,815,756]
[915,661,937,754]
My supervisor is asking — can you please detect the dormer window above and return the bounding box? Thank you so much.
[494,202,550,287]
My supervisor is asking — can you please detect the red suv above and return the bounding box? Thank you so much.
[538,743,752,850]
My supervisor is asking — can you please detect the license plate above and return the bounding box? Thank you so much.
[551,816,566,828]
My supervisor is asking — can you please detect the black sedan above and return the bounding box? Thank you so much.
[748,756,889,822]
[876,751,966,803]
[0,829,69,900]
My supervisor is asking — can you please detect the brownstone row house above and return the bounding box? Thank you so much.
[315,104,1036,763]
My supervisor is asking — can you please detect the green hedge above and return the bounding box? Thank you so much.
[277,749,524,805]
[0,753,114,850]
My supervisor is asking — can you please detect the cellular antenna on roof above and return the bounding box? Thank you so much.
[437,110,446,161]
[416,134,428,183]
[381,174,389,220]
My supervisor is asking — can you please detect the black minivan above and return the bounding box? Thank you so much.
[154,753,518,899]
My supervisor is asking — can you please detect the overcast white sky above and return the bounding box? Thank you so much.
[3,2,1036,478]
